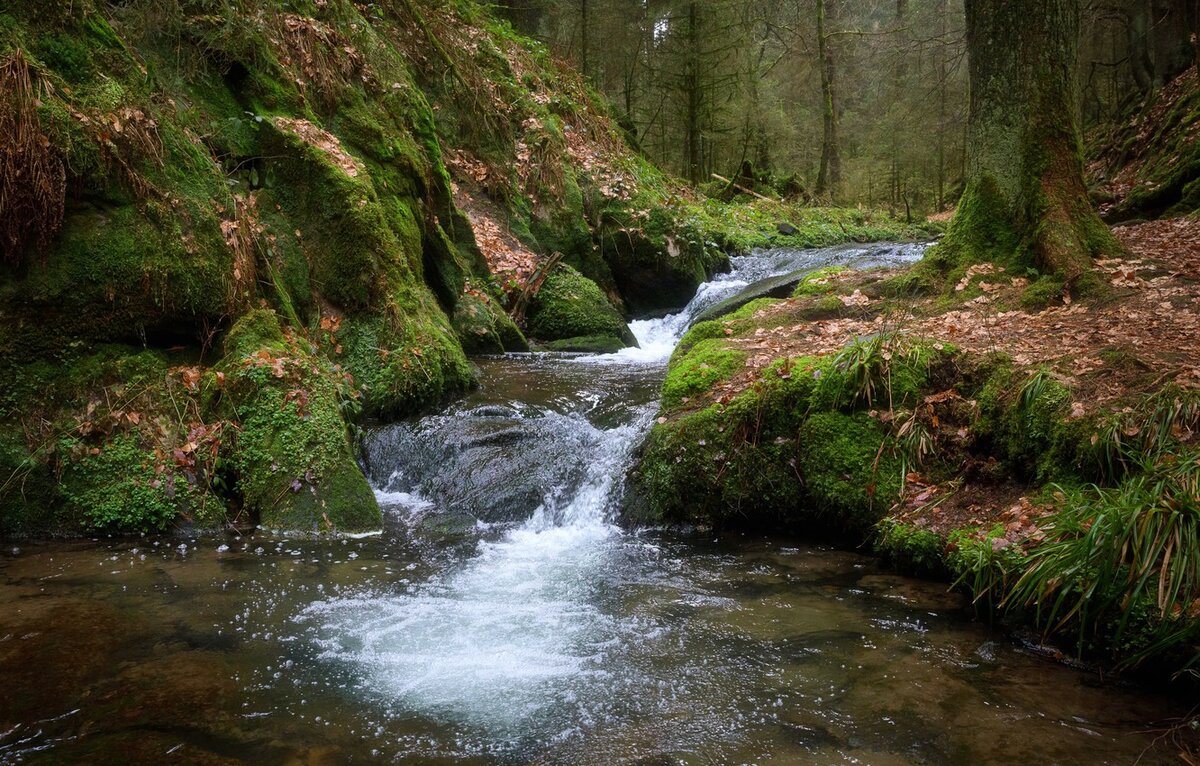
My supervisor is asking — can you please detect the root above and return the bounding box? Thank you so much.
[0,50,66,266]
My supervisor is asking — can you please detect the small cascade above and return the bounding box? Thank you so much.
[302,240,931,753]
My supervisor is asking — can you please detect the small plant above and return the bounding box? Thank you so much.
[1006,453,1200,669]
[895,407,936,479]
[1018,368,1054,412]
[947,525,1026,612]
[1093,388,1200,481]
[830,332,901,408]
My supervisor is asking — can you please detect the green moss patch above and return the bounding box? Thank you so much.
[661,339,746,412]
[220,310,380,533]
[525,264,635,347]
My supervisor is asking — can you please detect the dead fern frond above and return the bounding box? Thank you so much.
[267,13,370,110]
[0,49,66,266]
[91,105,166,199]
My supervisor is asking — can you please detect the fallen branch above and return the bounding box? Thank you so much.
[712,173,772,203]
[509,251,564,325]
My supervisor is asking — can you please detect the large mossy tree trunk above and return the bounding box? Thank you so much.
[935,0,1123,281]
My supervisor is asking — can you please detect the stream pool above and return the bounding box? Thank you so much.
[1,244,1190,765]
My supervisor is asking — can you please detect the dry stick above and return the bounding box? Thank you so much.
[710,173,773,203]
[509,251,564,325]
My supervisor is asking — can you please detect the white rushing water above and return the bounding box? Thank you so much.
[299,242,930,752]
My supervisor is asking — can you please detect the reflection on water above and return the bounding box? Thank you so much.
[0,244,1191,764]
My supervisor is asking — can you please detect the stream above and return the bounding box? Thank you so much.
[0,243,1190,765]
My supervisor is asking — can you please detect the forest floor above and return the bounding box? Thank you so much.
[675,215,1200,542]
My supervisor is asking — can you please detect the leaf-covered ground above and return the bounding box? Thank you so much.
[661,215,1200,543]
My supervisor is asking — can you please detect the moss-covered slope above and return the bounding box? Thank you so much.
[0,0,640,536]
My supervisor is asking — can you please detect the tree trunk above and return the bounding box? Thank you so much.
[1128,0,1157,91]
[935,0,948,211]
[580,0,590,79]
[815,0,841,202]
[685,1,702,184]
[937,0,1122,280]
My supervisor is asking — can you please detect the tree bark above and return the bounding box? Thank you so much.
[685,1,702,184]
[937,0,1122,279]
[815,0,841,202]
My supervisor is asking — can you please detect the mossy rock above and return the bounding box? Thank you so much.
[452,289,529,354]
[221,311,380,533]
[525,264,636,347]
[797,411,902,531]
[661,338,746,411]
[0,201,232,357]
[598,203,729,314]
[262,119,418,313]
[335,306,475,419]
[538,335,628,354]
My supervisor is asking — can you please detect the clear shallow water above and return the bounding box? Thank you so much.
[0,243,1191,764]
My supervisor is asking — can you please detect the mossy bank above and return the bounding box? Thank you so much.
[632,257,1200,679]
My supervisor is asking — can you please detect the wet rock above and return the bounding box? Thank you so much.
[690,267,812,323]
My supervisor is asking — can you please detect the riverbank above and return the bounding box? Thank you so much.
[633,216,1200,683]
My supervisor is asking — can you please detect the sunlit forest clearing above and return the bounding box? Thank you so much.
[1,0,1199,762]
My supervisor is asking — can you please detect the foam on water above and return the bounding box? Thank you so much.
[300,411,653,739]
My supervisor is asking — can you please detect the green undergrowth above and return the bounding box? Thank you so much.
[874,518,947,577]
[640,277,1200,674]
[872,385,1200,676]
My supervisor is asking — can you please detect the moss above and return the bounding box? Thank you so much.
[525,264,635,346]
[58,434,202,534]
[539,335,626,354]
[336,308,474,419]
[452,289,529,354]
[661,339,746,412]
[1,201,231,354]
[920,176,1022,280]
[33,31,95,82]
[797,411,901,531]
[221,310,380,532]
[875,518,947,577]
[263,120,411,313]
[672,319,728,360]
[223,308,288,358]
[792,266,853,297]
[1021,274,1066,309]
